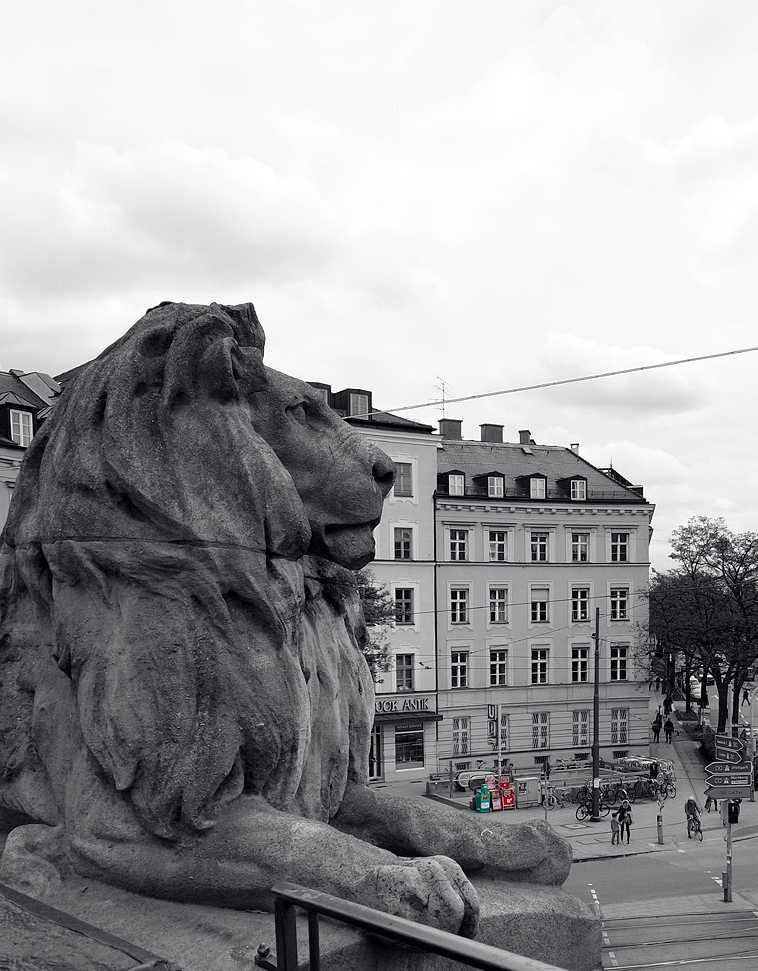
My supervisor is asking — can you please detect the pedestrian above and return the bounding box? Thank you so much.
[655,677,661,692]
[650,760,659,780]
[610,812,621,845]
[663,696,672,716]
[617,799,633,844]
[743,688,750,706]
[544,759,551,781]
[652,713,662,743]
[704,789,716,813]
[664,716,674,743]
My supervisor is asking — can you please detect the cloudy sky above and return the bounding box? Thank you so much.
[3,1,757,570]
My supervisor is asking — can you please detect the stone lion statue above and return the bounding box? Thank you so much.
[0,301,570,938]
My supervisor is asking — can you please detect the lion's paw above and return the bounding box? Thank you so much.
[478,819,572,885]
[362,856,480,938]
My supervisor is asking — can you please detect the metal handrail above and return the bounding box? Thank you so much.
[256,881,570,971]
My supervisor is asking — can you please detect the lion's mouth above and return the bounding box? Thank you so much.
[317,521,379,570]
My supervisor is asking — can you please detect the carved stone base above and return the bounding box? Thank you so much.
[0,830,601,971]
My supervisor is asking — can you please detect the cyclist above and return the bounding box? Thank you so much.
[685,796,701,838]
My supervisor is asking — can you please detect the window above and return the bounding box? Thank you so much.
[394,588,414,625]
[10,410,32,447]
[570,479,586,501]
[349,392,369,417]
[488,530,507,561]
[395,723,424,766]
[572,710,590,747]
[396,653,414,692]
[449,474,464,496]
[611,532,629,562]
[610,644,628,681]
[393,527,412,560]
[452,716,470,755]
[611,708,628,745]
[610,587,629,621]
[530,531,549,562]
[451,652,469,689]
[449,529,468,561]
[530,587,549,624]
[393,462,412,497]
[488,476,504,498]
[530,477,546,499]
[571,587,590,622]
[489,649,508,685]
[571,646,589,683]
[368,725,382,780]
[532,711,550,748]
[489,586,508,624]
[450,588,469,624]
[571,532,590,562]
[531,647,549,684]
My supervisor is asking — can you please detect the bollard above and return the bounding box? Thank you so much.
[723,870,729,902]
[657,812,664,845]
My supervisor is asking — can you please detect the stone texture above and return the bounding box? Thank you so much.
[0,301,598,965]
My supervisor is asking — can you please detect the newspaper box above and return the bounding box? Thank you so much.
[500,779,515,809]
[515,776,541,808]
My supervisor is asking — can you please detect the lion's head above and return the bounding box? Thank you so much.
[0,302,394,837]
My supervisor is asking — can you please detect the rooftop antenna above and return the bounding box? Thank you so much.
[435,376,450,418]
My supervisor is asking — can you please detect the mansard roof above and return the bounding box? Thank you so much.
[437,440,646,502]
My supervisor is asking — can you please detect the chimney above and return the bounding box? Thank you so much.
[570,443,579,453]
[439,419,463,440]
[519,429,532,445]
[480,423,503,444]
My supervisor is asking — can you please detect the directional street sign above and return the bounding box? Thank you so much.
[714,747,745,764]
[715,737,744,762]
[705,761,746,774]
[706,773,752,787]
[706,784,752,800]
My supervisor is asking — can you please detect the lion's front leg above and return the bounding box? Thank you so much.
[333,781,572,886]
[63,775,480,937]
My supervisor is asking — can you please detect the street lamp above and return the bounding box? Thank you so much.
[591,607,601,822]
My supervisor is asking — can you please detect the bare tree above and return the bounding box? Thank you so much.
[646,516,758,732]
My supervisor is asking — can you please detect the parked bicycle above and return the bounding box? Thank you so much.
[601,780,636,805]
[576,801,611,820]
[545,785,572,810]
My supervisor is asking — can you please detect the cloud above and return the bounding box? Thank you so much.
[0,141,341,300]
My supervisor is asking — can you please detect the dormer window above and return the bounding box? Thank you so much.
[10,409,32,447]
[570,479,587,501]
[349,392,369,417]
[449,474,465,496]
[488,476,504,498]
[529,477,546,499]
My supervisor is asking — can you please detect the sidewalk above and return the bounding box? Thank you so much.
[386,691,758,863]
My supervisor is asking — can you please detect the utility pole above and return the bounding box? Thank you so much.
[591,607,601,822]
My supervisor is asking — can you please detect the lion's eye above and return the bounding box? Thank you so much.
[286,401,308,424]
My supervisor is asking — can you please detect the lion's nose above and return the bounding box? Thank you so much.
[371,451,396,497]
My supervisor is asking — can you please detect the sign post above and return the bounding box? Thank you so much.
[708,735,750,902]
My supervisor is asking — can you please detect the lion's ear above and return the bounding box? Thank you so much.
[161,307,267,407]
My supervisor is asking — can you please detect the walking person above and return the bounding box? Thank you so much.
[664,716,674,743]
[743,688,750,706]
[663,696,672,716]
[652,712,662,743]
[617,799,633,844]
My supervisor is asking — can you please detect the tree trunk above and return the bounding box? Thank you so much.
[717,684,729,734]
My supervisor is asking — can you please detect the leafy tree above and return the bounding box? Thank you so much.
[354,568,395,681]
[646,516,758,732]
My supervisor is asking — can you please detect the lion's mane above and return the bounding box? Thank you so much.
[0,302,374,841]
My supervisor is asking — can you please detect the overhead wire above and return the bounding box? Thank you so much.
[351,345,758,419]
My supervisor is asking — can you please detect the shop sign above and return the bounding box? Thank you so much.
[375,696,434,714]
